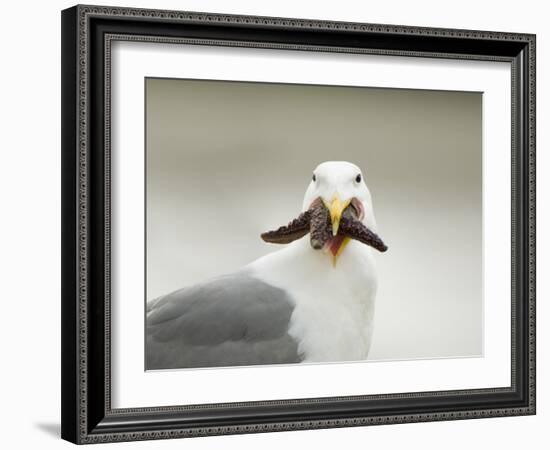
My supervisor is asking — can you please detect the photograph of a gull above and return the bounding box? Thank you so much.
[146,161,387,370]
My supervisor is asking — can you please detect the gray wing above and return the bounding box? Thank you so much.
[146,273,302,370]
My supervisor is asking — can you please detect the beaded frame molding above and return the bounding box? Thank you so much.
[61,4,536,444]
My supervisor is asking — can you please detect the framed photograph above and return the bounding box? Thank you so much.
[61,4,536,444]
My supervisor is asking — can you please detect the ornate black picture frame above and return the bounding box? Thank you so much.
[61,4,536,444]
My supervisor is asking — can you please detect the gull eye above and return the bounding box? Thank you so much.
[312,174,316,182]
[355,174,362,183]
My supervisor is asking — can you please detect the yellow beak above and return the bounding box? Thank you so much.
[324,194,351,236]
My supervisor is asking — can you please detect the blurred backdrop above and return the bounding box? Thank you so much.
[145,78,482,361]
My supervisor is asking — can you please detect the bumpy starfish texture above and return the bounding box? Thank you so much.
[309,202,332,250]
[339,215,387,252]
[259,210,311,244]
[261,197,387,253]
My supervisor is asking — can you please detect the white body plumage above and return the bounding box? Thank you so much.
[249,237,377,362]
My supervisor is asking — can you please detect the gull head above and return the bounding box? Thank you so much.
[303,161,377,232]
[301,161,379,263]
[261,161,385,265]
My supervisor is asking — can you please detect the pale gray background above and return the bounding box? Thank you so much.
[146,78,482,361]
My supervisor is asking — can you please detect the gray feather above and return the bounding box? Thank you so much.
[146,273,302,369]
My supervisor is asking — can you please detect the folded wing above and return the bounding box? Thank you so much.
[146,273,302,369]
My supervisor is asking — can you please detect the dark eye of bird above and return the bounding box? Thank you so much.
[312,174,316,182]
[355,174,362,183]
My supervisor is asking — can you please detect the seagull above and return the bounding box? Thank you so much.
[146,161,387,370]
